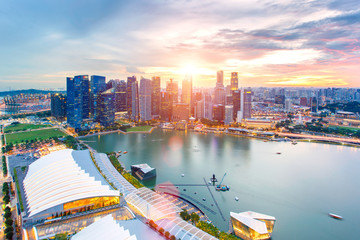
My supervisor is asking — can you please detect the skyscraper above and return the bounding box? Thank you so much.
[98,88,115,127]
[79,75,90,119]
[212,104,225,122]
[127,76,137,118]
[116,80,127,112]
[204,93,212,120]
[181,75,192,105]
[66,77,83,130]
[172,103,190,122]
[166,79,178,103]
[51,93,66,120]
[151,76,161,117]
[232,90,241,121]
[242,89,252,119]
[230,72,238,91]
[214,87,225,105]
[216,70,224,88]
[160,92,172,121]
[225,105,233,125]
[90,75,106,120]
[131,81,140,121]
[140,78,152,121]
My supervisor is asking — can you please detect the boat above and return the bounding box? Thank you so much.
[329,213,343,220]
[202,198,206,201]
[208,181,212,184]
[124,151,128,154]
[181,174,185,177]
[276,152,281,154]
[291,141,298,145]
[194,192,197,194]
[183,189,186,191]
[118,151,122,153]
[235,197,239,201]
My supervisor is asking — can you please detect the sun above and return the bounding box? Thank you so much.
[179,64,197,75]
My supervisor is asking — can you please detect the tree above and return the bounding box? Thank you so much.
[5,231,13,240]
[180,209,190,221]
[165,231,170,238]
[4,226,13,234]
[190,212,200,225]
[170,235,176,240]
[159,228,165,235]
[5,218,13,227]
[3,195,10,204]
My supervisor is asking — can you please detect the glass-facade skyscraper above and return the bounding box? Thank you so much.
[66,76,82,130]
[91,75,106,120]
[51,93,66,120]
[98,88,115,127]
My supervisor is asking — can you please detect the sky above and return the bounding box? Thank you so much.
[0,0,360,90]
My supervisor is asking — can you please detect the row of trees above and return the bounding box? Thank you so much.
[196,221,238,240]
[148,220,176,240]
[0,110,51,120]
[2,155,7,176]
[180,209,200,225]
[2,183,14,240]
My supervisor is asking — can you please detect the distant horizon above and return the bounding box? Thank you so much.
[1,1,360,89]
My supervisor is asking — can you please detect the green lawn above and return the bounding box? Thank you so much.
[126,125,152,132]
[5,128,67,144]
[4,123,49,133]
[329,125,360,132]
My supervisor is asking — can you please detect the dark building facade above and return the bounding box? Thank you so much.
[151,76,161,118]
[66,76,83,130]
[98,88,115,127]
[232,90,241,121]
[127,76,137,118]
[51,93,66,120]
[212,104,225,122]
[160,92,172,121]
[90,75,106,121]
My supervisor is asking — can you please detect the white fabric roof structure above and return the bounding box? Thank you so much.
[156,217,218,240]
[240,211,276,221]
[71,214,137,240]
[131,164,155,174]
[125,187,181,221]
[230,211,274,234]
[23,149,119,217]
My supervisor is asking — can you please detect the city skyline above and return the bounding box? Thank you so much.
[1,0,360,90]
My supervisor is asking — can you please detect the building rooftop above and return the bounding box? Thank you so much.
[230,211,275,235]
[23,149,119,217]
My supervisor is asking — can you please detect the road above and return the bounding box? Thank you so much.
[277,132,360,145]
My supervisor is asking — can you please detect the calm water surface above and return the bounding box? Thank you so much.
[85,129,360,240]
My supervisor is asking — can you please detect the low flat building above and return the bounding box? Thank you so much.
[230,211,275,240]
[131,164,156,181]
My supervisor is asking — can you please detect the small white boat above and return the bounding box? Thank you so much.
[181,174,185,177]
[235,197,239,201]
[329,213,343,220]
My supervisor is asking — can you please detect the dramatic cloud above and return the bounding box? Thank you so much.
[0,0,359,90]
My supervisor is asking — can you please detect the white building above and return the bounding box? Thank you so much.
[139,78,152,121]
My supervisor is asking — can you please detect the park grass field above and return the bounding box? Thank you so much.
[126,125,152,132]
[329,125,360,132]
[4,123,49,133]
[5,128,67,144]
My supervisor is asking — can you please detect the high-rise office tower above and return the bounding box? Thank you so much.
[127,76,137,118]
[131,81,140,121]
[224,105,233,125]
[231,72,238,91]
[79,75,90,119]
[116,80,127,112]
[204,93,212,120]
[160,92,172,121]
[242,89,252,119]
[139,78,152,121]
[232,90,241,121]
[51,93,66,120]
[195,98,204,119]
[166,79,178,103]
[181,75,192,106]
[172,103,190,121]
[90,75,106,120]
[151,76,161,117]
[216,70,224,88]
[66,77,83,131]
[214,87,225,105]
[212,104,225,122]
[98,88,115,127]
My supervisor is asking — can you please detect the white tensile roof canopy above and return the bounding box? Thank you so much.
[23,149,119,217]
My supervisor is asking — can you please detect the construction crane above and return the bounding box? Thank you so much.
[215,173,230,191]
